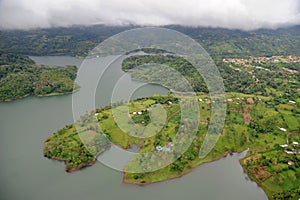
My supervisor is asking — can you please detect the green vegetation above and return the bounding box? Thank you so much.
[44,93,299,200]
[44,124,110,172]
[43,52,299,199]
[169,25,300,58]
[4,24,297,199]
[122,54,300,99]
[0,53,79,101]
[0,26,133,57]
[122,55,207,92]
[1,25,300,58]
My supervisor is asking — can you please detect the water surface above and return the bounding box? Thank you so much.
[0,56,268,200]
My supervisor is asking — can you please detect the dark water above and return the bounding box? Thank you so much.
[0,56,268,200]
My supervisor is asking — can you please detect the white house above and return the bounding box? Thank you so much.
[288,161,295,166]
[278,127,287,132]
[292,141,299,146]
[285,150,295,155]
[280,144,288,148]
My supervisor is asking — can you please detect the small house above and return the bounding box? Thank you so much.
[285,150,295,155]
[280,144,288,148]
[278,127,287,132]
[156,146,163,152]
[288,161,295,166]
[292,141,299,146]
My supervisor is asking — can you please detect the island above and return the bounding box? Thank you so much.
[44,54,299,200]
[0,53,79,102]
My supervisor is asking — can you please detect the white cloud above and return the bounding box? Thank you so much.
[0,0,299,30]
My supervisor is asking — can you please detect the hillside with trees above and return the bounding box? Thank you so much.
[0,25,300,58]
[0,53,79,101]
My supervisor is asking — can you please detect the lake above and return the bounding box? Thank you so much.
[0,56,268,200]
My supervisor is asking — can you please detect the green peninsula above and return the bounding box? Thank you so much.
[44,93,299,200]
[0,53,79,102]
[44,55,299,200]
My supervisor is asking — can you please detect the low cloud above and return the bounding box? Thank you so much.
[0,0,299,30]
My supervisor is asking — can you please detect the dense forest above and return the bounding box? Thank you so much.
[122,54,300,100]
[0,53,78,101]
[0,25,300,58]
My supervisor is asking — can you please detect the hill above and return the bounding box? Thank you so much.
[0,25,300,58]
[0,53,79,101]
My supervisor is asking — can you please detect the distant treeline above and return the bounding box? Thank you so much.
[0,25,300,58]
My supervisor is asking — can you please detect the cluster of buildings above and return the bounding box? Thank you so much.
[280,141,299,155]
[198,98,212,104]
[223,55,300,65]
[278,126,299,156]
[131,108,150,116]
[156,143,174,153]
[226,97,259,105]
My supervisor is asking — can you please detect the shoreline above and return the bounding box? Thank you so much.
[40,90,298,199]
[0,88,80,103]
[122,149,249,186]
[36,87,80,97]
[239,156,273,200]
[122,148,273,199]
[0,93,31,102]
[44,143,111,173]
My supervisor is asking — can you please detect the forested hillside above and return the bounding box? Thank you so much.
[0,25,299,58]
[0,53,78,101]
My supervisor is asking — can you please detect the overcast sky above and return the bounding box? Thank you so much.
[0,0,299,30]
